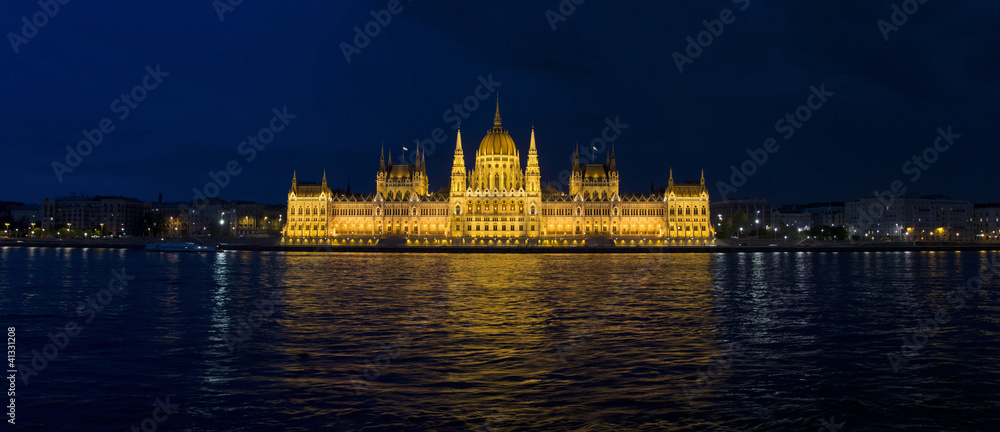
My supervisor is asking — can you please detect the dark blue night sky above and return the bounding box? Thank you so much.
[2,0,998,206]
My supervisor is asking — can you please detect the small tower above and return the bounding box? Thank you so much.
[451,129,467,194]
[569,143,582,196]
[376,145,387,196]
[610,143,617,172]
[449,129,468,237]
[526,127,541,195]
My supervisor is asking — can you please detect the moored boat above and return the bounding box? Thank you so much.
[145,242,219,252]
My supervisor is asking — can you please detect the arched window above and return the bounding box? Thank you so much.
[455,205,461,215]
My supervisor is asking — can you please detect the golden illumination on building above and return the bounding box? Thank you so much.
[283,98,714,245]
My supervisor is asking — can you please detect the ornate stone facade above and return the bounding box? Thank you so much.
[284,101,714,245]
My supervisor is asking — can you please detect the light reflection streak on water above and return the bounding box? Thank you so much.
[204,251,234,385]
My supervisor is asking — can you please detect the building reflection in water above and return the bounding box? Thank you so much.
[266,253,722,429]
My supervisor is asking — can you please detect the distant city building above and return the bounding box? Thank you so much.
[230,201,285,236]
[772,204,811,231]
[284,102,714,245]
[711,197,773,234]
[973,203,1000,241]
[804,201,845,227]
[0,202,22,221]
[42,195,150,236]
[153,199,285,237]
[31,195,282,238]
[10,204,42,225]
[151,201,190,236]
[846,194,972,241]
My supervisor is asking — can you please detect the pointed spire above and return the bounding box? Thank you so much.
[493,92,502,127]
[380,143,385,171]
[610,143,617,171]
[452,128,467,191]
[668,168,674,188]
[529,126,537,153]
[322,170,327,188]
[452,129,465,170]
[292,170,297,187]
[572,142,579,168]
[700,169,705,186]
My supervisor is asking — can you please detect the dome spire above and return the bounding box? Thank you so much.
[493,92,502,127]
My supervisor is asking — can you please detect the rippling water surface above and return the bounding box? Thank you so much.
[3,248,1000,431]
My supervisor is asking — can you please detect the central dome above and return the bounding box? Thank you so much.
[477,99,518,157]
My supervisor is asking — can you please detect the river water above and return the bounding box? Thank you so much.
[2,247,999,431]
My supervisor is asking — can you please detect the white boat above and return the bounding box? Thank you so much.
[145,242,219,252]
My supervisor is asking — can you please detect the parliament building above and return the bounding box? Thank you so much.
[283,102,714,246]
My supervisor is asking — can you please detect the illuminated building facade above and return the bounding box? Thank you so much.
[284,102,714,245]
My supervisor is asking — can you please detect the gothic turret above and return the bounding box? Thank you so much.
[451,129,467,194]
[526,126,541,195]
